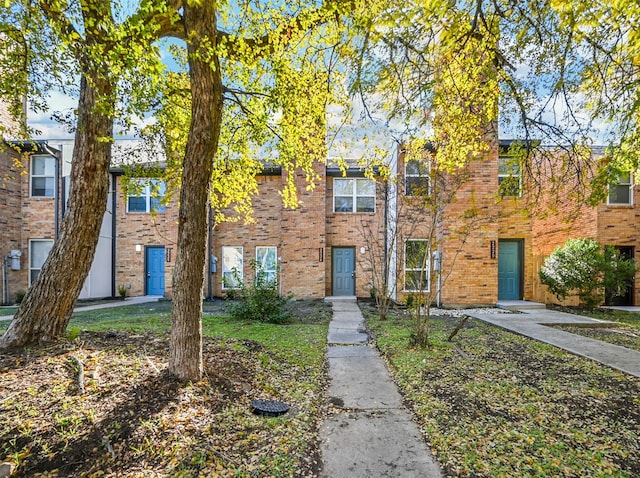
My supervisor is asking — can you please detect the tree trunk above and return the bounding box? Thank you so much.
[0,75,112,348]
[168,1,223,381]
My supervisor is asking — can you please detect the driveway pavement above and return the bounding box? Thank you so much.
[0,295,162,322]
[467,306,640,378]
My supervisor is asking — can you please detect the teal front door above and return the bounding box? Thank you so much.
[332,247,355,296]
[145,246,165,295]
[498,240,520,300]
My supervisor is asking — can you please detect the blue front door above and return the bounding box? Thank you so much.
[332,247,355,296]
[498,240,520,300]
[146,247,165,295]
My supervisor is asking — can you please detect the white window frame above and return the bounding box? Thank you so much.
[222,246,243,290]
[126,178,167,213]
[256,246,278,284]
[29,239,54,286]
[607,172,633,205]
[333,178,376,213]
[30,154,55,198]
[403,239,430,292]
[498,156,522,197]
[405,158,430,196]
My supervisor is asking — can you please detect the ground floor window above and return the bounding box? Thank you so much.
[222,246,243,289]
[29,239,54,285]
[404,239,429,292]
[256,246,277,284]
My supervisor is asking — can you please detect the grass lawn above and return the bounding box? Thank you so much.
[550,306,640,352]
[584,308,640,330]
[361,303,640,477]
[0,299,330,477]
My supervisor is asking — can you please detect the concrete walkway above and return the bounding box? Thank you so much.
[0,295,162,322]
[319,297,442,478]
[467,307,640,378]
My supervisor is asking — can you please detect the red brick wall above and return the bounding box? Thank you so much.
[528,149,640,306]
[325,176,385,297]
[530,203,597,305]
[281,165,327,298]
[439,152,500,306]
[529,150,596,305]
[113,175,179,297]
[393,143,527,307]
[498,199,533,301]
[0,148,25,303]
[596,200,640,306]
[213,164,327,299]
[17,155,63,296]
[0,98,21,137]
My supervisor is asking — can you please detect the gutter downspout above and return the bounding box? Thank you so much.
[383,180,389,297]
[207,204,213,301]
[436,251,442,308]
[2,256,8,305]
[111,172,117,298]
[55,148,59,239]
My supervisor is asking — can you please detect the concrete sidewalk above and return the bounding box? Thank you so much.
[319,297,442,478]
[0,295,162,322]
[467,307,640,378]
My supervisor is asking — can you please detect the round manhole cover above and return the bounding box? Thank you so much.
[251,399,289,416]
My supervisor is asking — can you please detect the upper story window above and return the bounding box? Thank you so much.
[608,173,633,205]
[498,156,522,197]
[222,246,243,289]
[30,155,55,197]
[29,239,53,285]
[126,179,167,213]
[333,178,375,213]
[405,159,430,196]
[256,246,277,284]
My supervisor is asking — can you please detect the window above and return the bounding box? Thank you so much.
[29,239,54,285]
[256,246,277,284]
[404,239,429,292]
[30,155,55,197]
[127,179,167,213]
[405,158,430,196]
[498,156,521,197]
[608,173,633,205]
[333,178,375,213]
[222,246,243,289]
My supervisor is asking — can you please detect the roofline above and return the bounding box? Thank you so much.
[110,163,283,176]
[4,139,61,155]
[326,166,380,177]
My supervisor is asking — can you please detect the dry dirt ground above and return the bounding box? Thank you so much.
[2,301,639,477]
[0,300,329,478]
[361,303,640,477]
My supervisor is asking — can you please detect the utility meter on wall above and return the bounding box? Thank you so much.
[10,250,21,270]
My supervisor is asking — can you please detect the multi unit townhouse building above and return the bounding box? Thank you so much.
[1,128,638,307]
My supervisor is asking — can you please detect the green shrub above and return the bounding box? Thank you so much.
[227,260,290,324]
[540,238,636,308]
[15,290,26,304]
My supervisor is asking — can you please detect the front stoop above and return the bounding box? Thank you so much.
[497,300,546,311]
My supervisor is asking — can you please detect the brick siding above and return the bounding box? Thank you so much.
[0,148,25,303]
[5,136,638,307]
[113,175,179,297]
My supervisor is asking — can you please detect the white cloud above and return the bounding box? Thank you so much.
[27,89,78,139]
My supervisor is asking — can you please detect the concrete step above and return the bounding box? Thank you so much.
[497,300,546,311]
